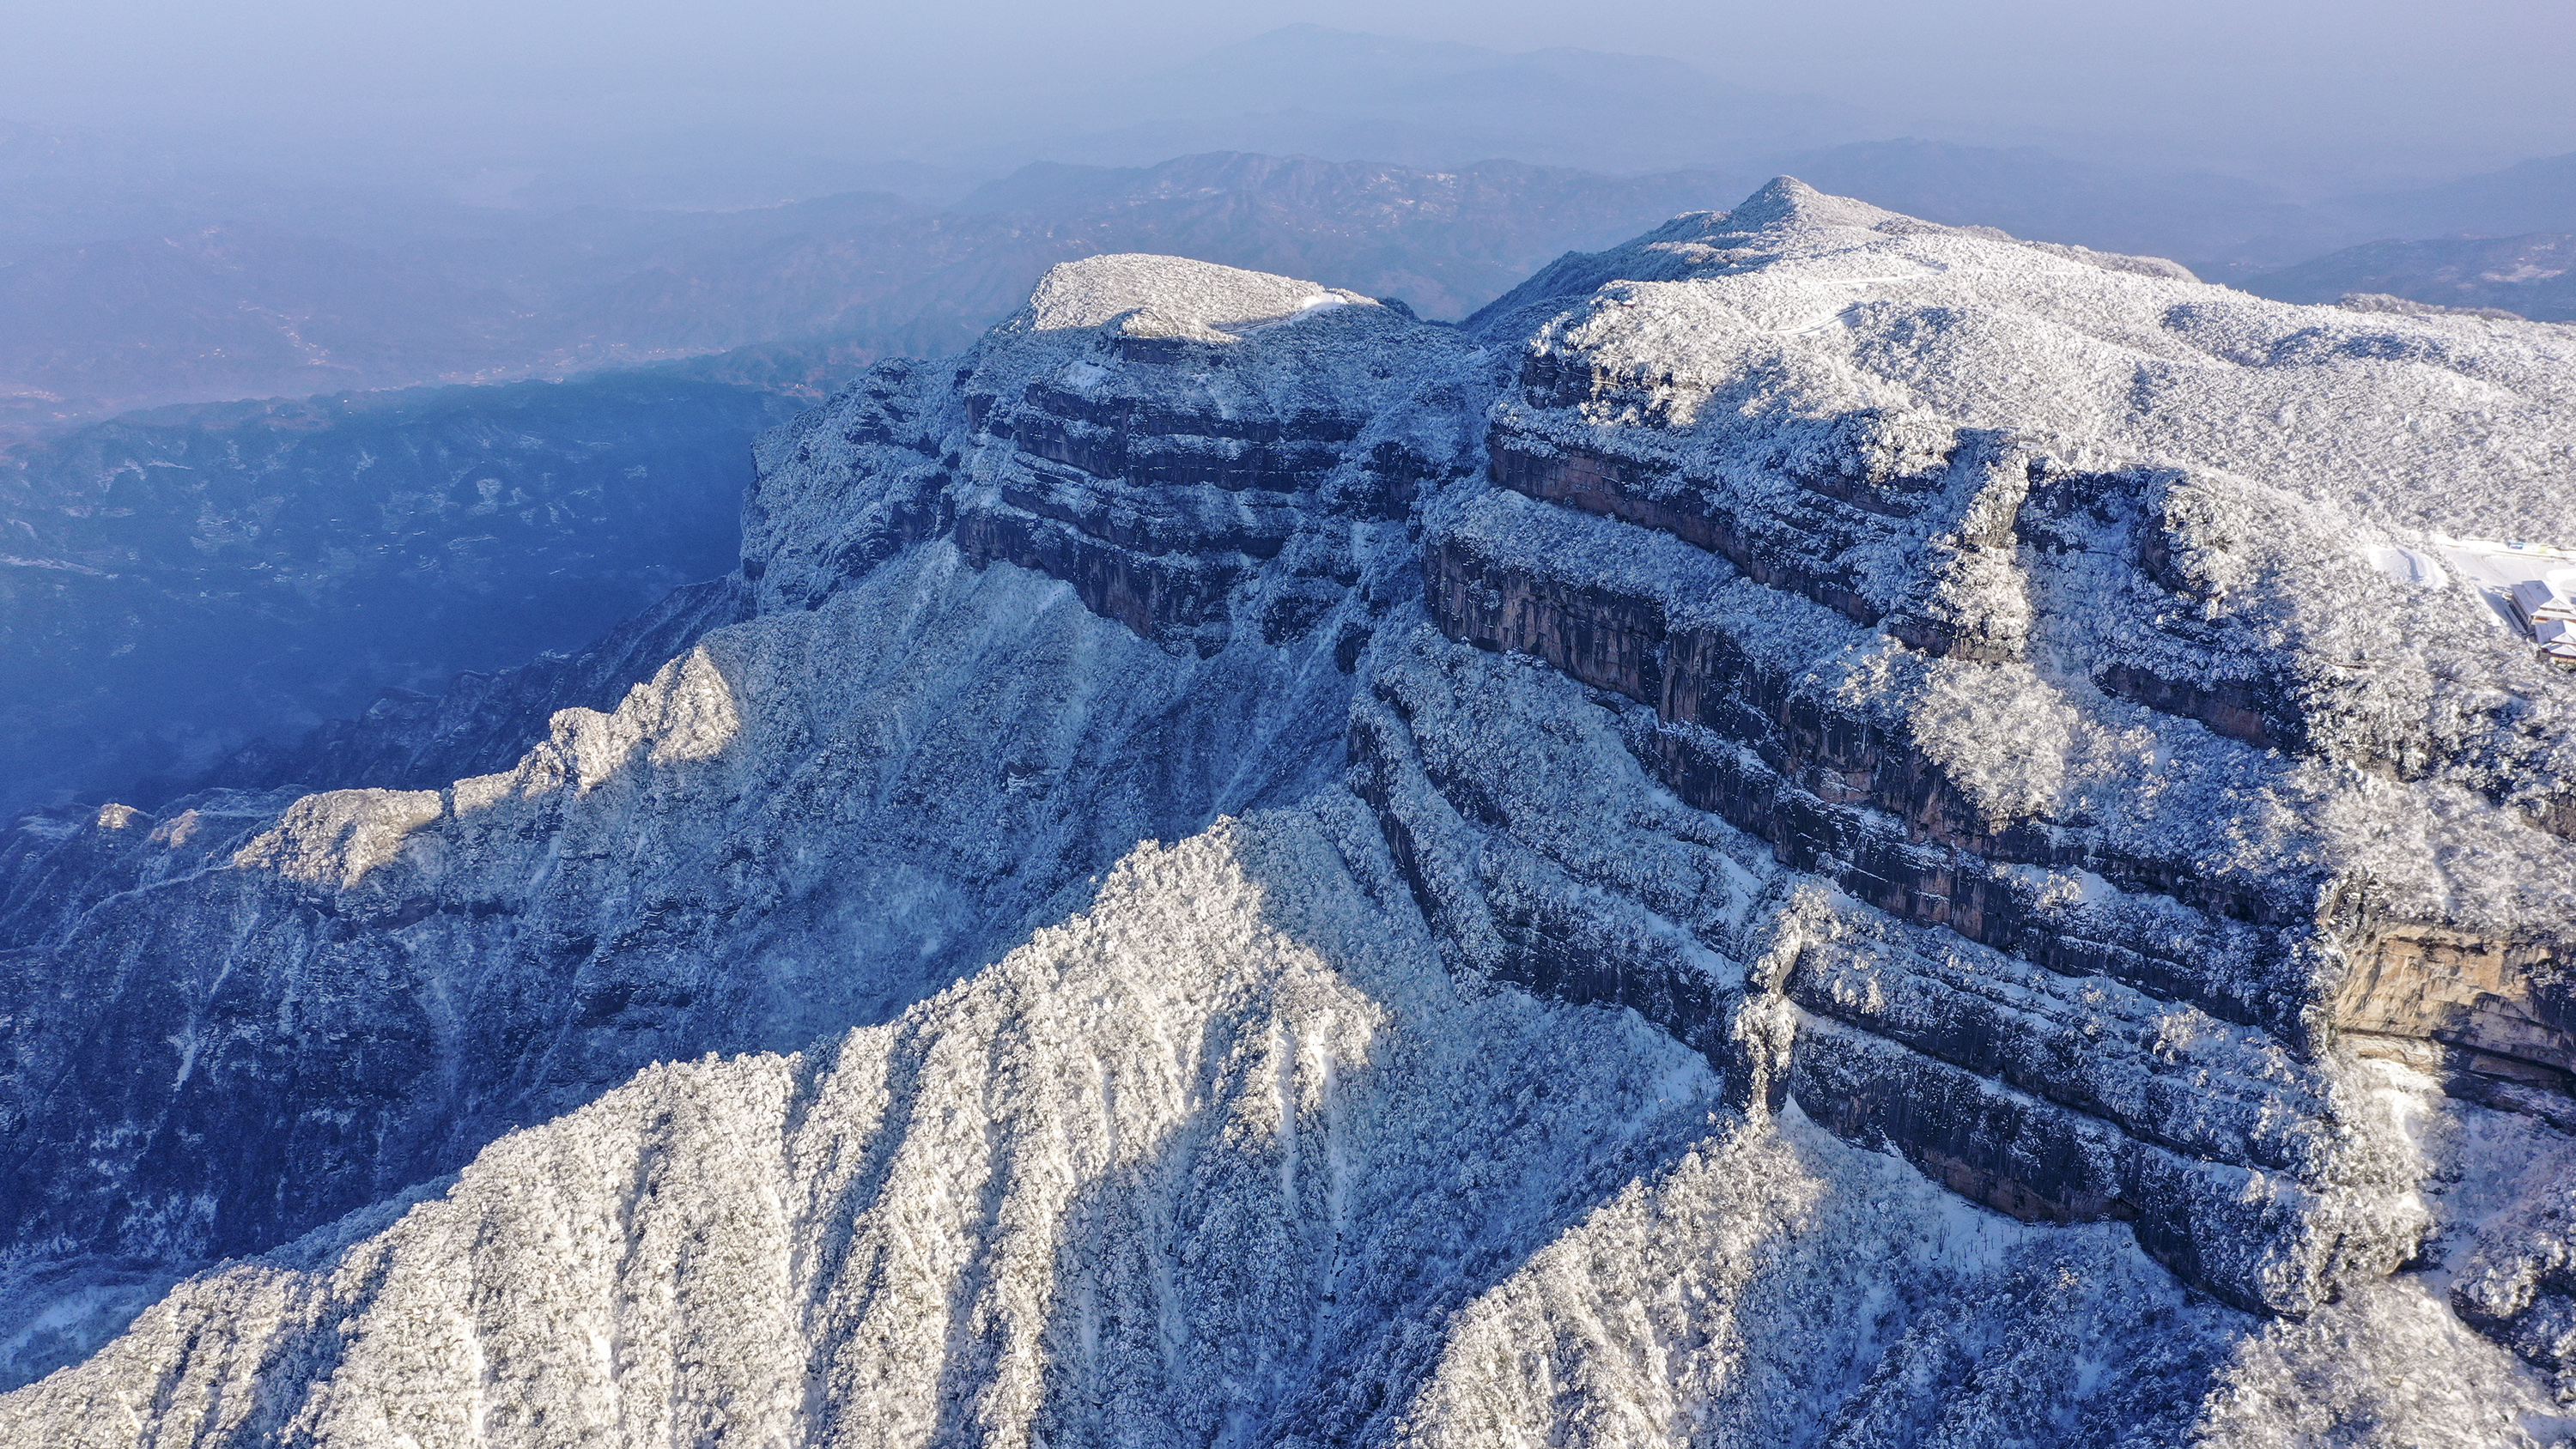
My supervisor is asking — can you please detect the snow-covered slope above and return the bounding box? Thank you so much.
[9,184,2576,1441]
[9,810,2566,1446]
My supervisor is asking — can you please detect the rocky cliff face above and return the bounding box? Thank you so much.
[7,181,2576,1442]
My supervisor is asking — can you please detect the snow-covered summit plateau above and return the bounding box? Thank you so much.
[8,180,2576,1444]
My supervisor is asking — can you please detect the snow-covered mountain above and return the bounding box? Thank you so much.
[7,179,2576,1443]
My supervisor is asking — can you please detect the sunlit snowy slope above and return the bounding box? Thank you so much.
[8,180,2576,1444]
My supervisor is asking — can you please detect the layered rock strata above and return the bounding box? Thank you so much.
[1361,184,2576,1320]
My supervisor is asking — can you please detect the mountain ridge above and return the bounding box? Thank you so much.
[12,136,2576,433]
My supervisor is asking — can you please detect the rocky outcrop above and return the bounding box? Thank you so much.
[940,264,1465,657]
[2329,913,2576,1090]
[1348,601,2389,1315]
[1421,494,2311,1034]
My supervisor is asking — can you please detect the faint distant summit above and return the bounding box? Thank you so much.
[969,25,1877,176]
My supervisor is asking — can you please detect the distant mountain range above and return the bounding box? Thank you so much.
[0,227,526,421]
[0,153,1765,427]
[2241,233,2576,322]
[2333,151,2576,241]
[3,22,2573,425]
[946,23,1872,176]
[9,136,2576,431]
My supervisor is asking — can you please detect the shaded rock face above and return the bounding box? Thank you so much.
[10,193,2576,1436]
[945,265,1470,658]
[739,267,1469,662]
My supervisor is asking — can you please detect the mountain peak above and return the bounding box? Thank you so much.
[1022,252,1370,334]
[1722,173,1904,232]
[1467,177,2202,330]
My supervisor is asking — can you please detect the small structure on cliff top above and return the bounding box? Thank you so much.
[2427,538,2576,661]
[2512,577,2576,660]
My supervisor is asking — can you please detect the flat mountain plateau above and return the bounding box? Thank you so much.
[5,180,2576,1445]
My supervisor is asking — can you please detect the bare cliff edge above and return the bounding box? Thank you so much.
[7,180,2576,1442]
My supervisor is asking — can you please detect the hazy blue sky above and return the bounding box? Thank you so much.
[7,0,2573,191]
